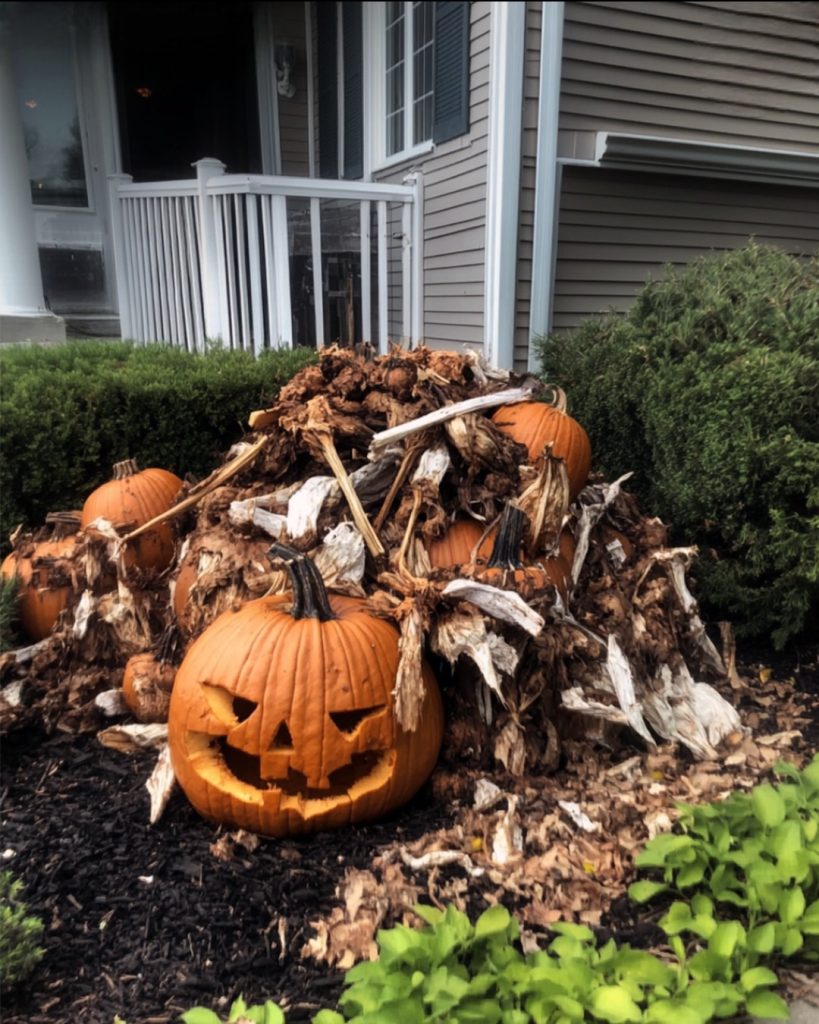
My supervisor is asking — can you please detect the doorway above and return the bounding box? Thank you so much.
[107,1,262,181]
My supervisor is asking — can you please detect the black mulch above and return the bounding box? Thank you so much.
[2,640,817,1024]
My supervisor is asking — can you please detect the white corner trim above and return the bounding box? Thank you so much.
[528,1,564,371]
[305,1,317,177]
[254,3,282,175]
[484,1,527,369]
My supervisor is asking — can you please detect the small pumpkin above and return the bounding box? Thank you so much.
[491,389,592,499]
[1,536,77,641]
[122,652,176,723]
[425,518,493,570]
[81,459,182,572]
[478,505,573,600]
[168,545,444,837]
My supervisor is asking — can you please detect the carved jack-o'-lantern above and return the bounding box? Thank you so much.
[168,546,444,837]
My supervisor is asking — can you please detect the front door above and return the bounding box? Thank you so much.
[107,1,262,182]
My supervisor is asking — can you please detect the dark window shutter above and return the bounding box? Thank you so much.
[433,1,470,144]
[316,1,338,178]
[342,2,363,179]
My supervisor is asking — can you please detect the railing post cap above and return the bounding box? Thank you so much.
[192,157,227,173]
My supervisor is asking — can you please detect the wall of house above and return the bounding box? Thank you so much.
[558,1,819,160]
[274,1,311,176]
[551,166,819,333]
[376,1,492,352]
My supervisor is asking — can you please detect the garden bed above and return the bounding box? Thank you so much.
[2,642,817,1024]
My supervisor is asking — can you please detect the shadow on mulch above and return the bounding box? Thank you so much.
[0,729,454,1024]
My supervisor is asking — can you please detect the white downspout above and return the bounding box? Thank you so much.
[527,1,564,371]
[0,30,65,343]
[484,1,527,369]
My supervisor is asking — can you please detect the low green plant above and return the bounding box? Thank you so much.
[0,871,44,991]
[181,995,285,1024]
[630,755,819,965]
[0,575,19,652]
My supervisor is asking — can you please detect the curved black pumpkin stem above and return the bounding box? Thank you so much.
[486,505,526,570]
[268,543,336,622]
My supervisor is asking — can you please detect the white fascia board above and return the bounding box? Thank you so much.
[484,1,527,369]
[593,132,819,188]
[528,0,565,371]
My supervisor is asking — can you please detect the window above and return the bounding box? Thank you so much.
[9,2,89,208]
[385,2,435,159]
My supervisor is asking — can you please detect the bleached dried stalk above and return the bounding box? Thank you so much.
[306,426,384,559]
[516,451,570,553]
[570,473,633,587]
[373,440,423,532]
[97,722,168,752]
[123,436,268,542]
[432,608,518,707]
[396,446,451,578]
[393,602,427,731]
[369,385,538,451]
[228,496,288,538]
[442,579,545,637]
[147,743,176,825]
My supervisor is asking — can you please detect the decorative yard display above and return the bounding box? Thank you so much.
[0,535,77,641]
[80,459,182,571]
[168,544,443,836]
[491,388,592,499]
[478,505,574,601]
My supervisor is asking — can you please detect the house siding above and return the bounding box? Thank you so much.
[558,1,819,160]
[375,1,492,351]
[551,166,819,333]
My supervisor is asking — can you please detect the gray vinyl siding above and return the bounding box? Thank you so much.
[275,2,311,176]
[377,1,492,351]
[559,1,819,160]
[513,1,544,372]
[551,167,819,333]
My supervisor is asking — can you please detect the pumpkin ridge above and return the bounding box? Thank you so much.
[343,613,392,727]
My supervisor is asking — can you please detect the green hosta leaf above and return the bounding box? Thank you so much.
[801,757,819,794]
[740,967,780,992]
[781,928,804,956]
[312,1013,345,1024]
[644,1001,706,1024]
[552,995,585,1020]
[660,901,693,935]
[589,985,643,1023]
[771,820,803,858]
[475,904,512,939]
[690,894,714,917]
[708,920,745,958]
[689,950,729,982]
[501,1011,529,1024]
[549,921,596,943]
[636,834,695,869]
[612,949,675,988]
[180,1011,222,1024]
[745,990,790,1019]
[752,784,787,829]
[413,904,444,927]
[748,922,776,954]
[779,886,807,924]
[627,880,668,904]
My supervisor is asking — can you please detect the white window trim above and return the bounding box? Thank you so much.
[363,2,436,177]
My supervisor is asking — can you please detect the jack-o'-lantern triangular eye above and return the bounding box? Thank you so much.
[329,705,386,735]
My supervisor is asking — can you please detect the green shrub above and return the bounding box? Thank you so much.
[0,872,44,991]
[0,341,316,546]
[538,243,819,647]
[0,575,20,653]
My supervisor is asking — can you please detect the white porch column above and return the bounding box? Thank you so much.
[193,157,227,343]
[0,34,65,344]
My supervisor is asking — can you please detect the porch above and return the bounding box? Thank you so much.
[107,161,424,353]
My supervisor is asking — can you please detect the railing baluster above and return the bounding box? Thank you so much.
[223,196,239,349]
[173,198,193,351]
[160,197,179,346]
[260,194,275,348]
[212,195,230,349]
[185,195,205,351]
[165,197,184,348]
[310,197,324,349]
[377,200,388,355]
[138,198,157,343]
[360,201,371,346]
[152,198,170,342]
[124,199,143,342]
[401,201,411,346]
[271,194,292,348]
[234,193,250,350]
[245,194,264,355]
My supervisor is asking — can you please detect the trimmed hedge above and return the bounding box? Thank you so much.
[0,341,316,546]
[537,243,819,648]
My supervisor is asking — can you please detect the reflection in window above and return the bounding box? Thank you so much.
[10,3,88,207]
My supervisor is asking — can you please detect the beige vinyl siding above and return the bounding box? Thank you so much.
[274,2,310,176]
[513,1,544,372]
[377,1,492,351]
[559,1,819,160]
[551,167,819,333]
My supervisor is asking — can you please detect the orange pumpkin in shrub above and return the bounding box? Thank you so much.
[425,518,494,570]
[1,536,77,641]
[81,459,182,571]
[168,545,443,837]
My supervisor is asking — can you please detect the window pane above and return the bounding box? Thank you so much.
[386,12,404,68]
[387,111,404,157]
[413,94,433,147]
[9,3,88,208]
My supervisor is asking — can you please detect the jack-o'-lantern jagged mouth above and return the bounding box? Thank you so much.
[190,732,388,798]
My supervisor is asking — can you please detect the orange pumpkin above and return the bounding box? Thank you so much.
[81,459,182,572]
[491,389,592,499]
[172,560,198,621]
[425,518,493,569]
[479,506,573,600]
[122,653,176,723]
[1,536,77,641]
[168,545,444,837]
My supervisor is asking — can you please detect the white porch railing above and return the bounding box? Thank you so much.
[107,159,424,353]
